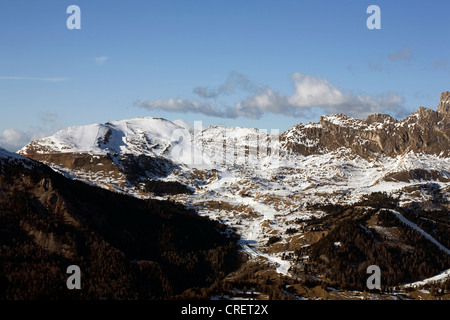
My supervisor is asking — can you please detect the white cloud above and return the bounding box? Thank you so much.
[231,73,405,119]
[0,112,63,152]
[232,87,289,119]
[95,56,109,65]
[288,73,347,107]
[286,73,404,117]
[0,129,31,152]
[135,72,406,120]
[2,128,25,145]
[135,97,224,117]
[0,126,62,152]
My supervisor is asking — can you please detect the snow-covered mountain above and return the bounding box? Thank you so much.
[17,92,450,290]
[19,92,450,203]
[20,117,203,164]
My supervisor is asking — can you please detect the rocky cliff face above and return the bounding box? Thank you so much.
[281,92,450,159]
[437,91,450,116]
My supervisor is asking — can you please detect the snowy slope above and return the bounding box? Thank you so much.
[403,268,450,288]
[388,209,450,255]
[18,115,450,278]
[19,117,211,167]
[19,118,178,155]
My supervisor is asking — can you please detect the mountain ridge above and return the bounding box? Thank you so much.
[20,92,450,160]
[3,93,450,299]
[16,92,450,207]
[282,95,449,158]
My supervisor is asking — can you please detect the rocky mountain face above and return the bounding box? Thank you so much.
[11,92,450,299]
[281,91,449,159]
[438,91,450,115]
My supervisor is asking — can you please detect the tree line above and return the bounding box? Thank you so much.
[309,200,450,291]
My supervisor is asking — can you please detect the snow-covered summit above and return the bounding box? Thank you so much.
[20,117,178,154]
[19,117,213,166]
[19,116,283,169]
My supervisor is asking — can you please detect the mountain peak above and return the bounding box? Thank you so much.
[365,113,398,125]
[437,91,450,115]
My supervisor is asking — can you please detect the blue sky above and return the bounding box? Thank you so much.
[0,0,449,151]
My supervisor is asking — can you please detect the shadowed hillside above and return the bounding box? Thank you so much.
[0,151,241,299]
